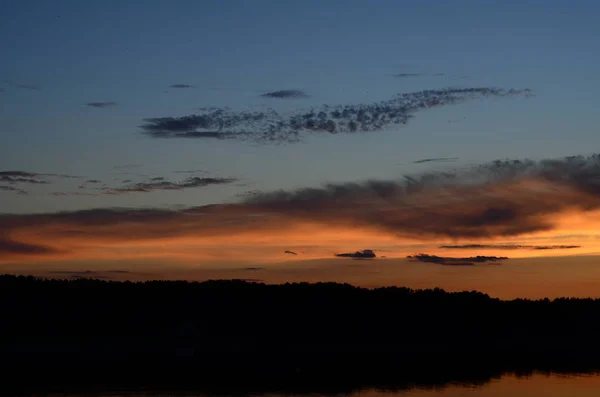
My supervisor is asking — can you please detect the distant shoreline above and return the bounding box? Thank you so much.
[2,275,600,393]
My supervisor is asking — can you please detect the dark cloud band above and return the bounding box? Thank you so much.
[3,152,600,258]
[140,87,532,144]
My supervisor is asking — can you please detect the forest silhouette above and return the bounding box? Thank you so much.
[2,275,600,393]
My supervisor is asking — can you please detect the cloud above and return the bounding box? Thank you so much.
[0,170,78,185]
[413,157,459,164]
[284,250,298,255]
[407,254,508,266]
[335,249,376,259]
[392,73,445,78]
[140,87,531,144]
[244,267,265,271]
[53,174,237,196]
[169,84,196,89]
[439,244,581,250]
[261,90,309,99]
[85,179,102,184]
[106,176,237,194]
[86,102,117,108]
[0,236,59,255]
[4,153,600,262]
[393,73,425,78]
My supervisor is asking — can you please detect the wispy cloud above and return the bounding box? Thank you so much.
[284,250,298,255]
[413,157,459,164]
[392,73,445,78]
[140,87,532,144]
[439,244,581,250]
[393,73,425,78]
[52,174,237,197]
[169,84,196,89]
[408,254,508,266]
[261,90,309,99]
[106,176,237,195]
[0,170,78,185]
[86,101,117,108]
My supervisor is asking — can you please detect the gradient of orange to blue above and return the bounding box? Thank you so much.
[2,0,600,299]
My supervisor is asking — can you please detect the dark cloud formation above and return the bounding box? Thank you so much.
[413,157,459,164]
[86,179,102,184]
[5,153,600,259]
[261,90,309,99]
[0,171,47,184]
[140,87,531,144]
[0,236,59,255]
[244,267,265,271]
[284,250,298,255]
[170,84,196,89]
[439,244,581,250]
[408,254,508,266]
[86,101,117,108]
[0,170,77,185]
[241,153,600,238]
[335,249,376,259]
[107,176,237,194]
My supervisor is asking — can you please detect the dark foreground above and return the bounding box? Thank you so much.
[3,275,600,393]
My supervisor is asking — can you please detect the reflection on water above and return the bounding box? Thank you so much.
[359,373,600,396]
[23,373,600,397]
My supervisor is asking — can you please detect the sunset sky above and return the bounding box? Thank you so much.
[2,0,600,299]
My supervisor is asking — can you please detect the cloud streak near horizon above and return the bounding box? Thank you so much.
[2,153,600,262]
[139,87,531,144]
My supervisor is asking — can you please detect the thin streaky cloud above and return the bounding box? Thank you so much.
[169,84,197,89]
[407,254,508,266]
[86,101,117,108]
[413,157,459,164]
[439,244,581,250]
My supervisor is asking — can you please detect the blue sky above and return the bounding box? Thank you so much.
[0,0,598,210]
[2,0,600,214]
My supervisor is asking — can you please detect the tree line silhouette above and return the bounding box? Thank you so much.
[2,275,600,392]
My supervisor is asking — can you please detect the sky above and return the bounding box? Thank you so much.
[2,0,600,298]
